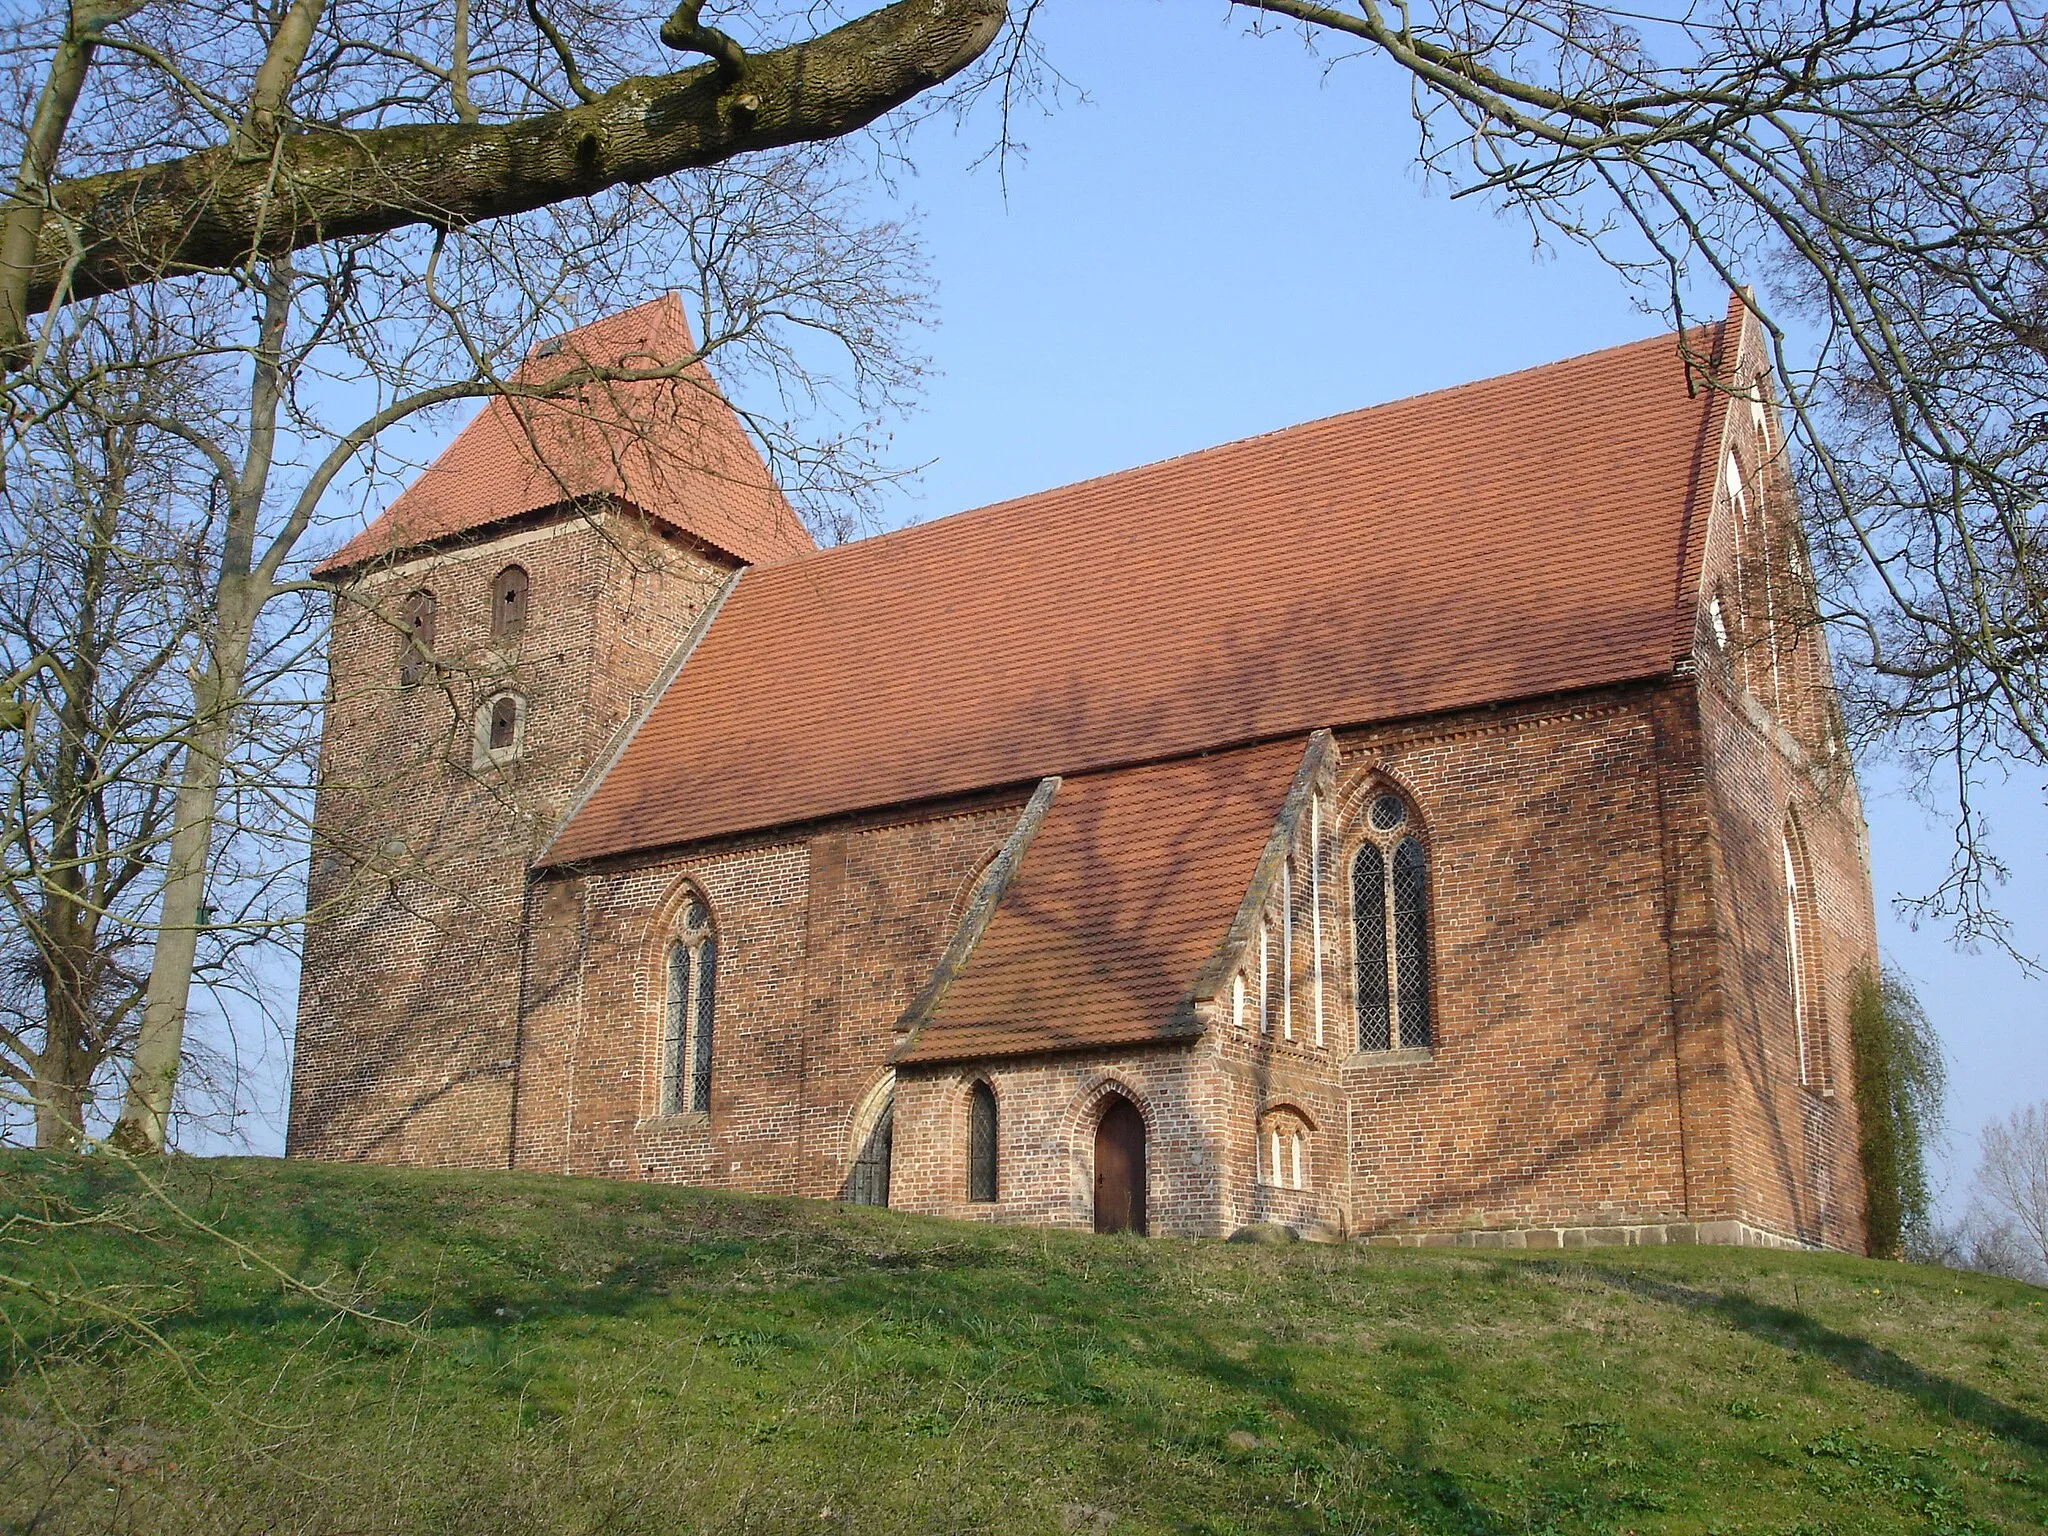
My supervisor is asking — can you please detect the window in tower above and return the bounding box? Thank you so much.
[492,564,530,644]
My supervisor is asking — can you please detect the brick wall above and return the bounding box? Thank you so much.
[288,508,729,1165]
[495,673,1854,1248]
[510,797,1023,1193]
[1323,690,1692,1236]
[1692,649,1872,1250]
[892,1049,1234,1236]
[1682,366,1875,1253]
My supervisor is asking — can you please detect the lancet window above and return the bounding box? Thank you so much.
[397,589,435,685]
[968,1080,998,1203]
[473,690,526,767]
[1782,819,1829,1092]
[491,565,530,644]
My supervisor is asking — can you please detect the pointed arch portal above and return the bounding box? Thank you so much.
[1092,1097,1147,1235]
[848,1094,893,1208]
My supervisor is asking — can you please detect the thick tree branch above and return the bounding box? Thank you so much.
[26,0,1005,314]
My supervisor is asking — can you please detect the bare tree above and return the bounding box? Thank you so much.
[0,2,947,1150]
[1975,1101,2048,1277]
[1211,0,2048,952]
[0,293,329,1150]
[0,305,204,1148]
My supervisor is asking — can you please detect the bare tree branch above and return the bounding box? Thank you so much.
[23,0,1002,316]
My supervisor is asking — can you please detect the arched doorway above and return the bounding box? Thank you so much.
[1093,1097,1147,1235]
[847,1095,893,1207]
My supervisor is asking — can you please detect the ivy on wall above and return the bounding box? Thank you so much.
[1849,965,1947,1259]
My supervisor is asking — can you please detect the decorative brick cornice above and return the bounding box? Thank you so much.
[1335,683,1657,760]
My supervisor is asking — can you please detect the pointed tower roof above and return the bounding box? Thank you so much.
[316,295,815,575]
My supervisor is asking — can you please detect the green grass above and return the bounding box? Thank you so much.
[3,1153,2045,1534]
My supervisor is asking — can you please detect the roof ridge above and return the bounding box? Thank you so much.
[753,321,1719,576]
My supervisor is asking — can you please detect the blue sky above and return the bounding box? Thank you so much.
[848,1,2045,1211]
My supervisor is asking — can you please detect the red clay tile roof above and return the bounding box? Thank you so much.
[542,311,1735,867]
[316,296,814,575]
[896,739,1311,1064]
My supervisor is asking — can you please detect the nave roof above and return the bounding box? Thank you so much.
[545,306,1738,868]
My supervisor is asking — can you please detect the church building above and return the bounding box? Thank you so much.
[289,293,1879,1252]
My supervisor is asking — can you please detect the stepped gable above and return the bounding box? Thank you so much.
[316,295,815,575]
[897,738,1311,1064]
[543,313,1734,869]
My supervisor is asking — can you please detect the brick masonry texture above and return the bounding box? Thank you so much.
[291,313,1880,1254]
[289,508,731,1167]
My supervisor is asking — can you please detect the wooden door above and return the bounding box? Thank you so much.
[848,1098,892,1206]
[1093,1098,1147,1235]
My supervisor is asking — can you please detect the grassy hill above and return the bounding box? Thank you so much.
[2,1154,2044,1535]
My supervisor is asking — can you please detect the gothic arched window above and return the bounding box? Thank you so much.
[1782,819,1829,1092]
[968,1080,997,1203]
[661,895,717,1115]
[397,588,435,685]
[1352,790,1432,1052]
[491,565,530,644]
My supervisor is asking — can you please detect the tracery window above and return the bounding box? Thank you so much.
[397,589,435,685]
[491,565,530,644]
[968,1080,998,1203]
[661,895,717,1115]
[1352,790,1432,1052]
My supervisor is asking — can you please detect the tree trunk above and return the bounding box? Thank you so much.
[0,1,146,358]
[29,862,104,1150]
[31,968,91,1149]
[109,592,254,1153]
